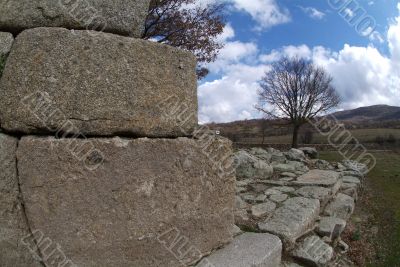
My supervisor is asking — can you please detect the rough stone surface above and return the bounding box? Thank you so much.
[324,193,355,220]
[317,217,346,240]
[0,28,197,137]
[196,233,282,267]
[235,151,273,180]
[286,148,306,162]
[258,197,320,247]
[0,32,13,56]
[251,201,276,218]
[17,136,235,267]
[342,176,361,185]
[295,186,332,207]
[0,133,41,266]
[294,170,341,187]
[299,147,319,159]
[292,235,333,267]
[0,0,150,37]
[269,194,289,203]
[249,147,272,162]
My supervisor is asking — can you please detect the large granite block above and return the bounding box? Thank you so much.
[0,0,150,37]
[0,133,42,267]
[0,27,197,137]
[17,136,235,267]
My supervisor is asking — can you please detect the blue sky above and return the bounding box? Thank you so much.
[198,0,400,123]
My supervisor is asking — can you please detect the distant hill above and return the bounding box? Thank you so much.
[208,105,400,144]
[331,105,400,122]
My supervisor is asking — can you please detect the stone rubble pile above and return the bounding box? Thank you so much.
[0,2,238,267]
[232,147,366,267]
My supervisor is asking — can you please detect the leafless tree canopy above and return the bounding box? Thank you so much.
[142,0,226,79]
[257,57,340,147]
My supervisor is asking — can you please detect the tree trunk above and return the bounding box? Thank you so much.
[292,124,300,148]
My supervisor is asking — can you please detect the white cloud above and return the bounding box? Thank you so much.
[198,1,400,123]
[217,24,235,42]
[301,7,326,20]
[231,0,291,30]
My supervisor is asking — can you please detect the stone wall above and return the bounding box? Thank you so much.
[0,1,236,266]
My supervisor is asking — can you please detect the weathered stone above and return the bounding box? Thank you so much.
[280,177,294,182]
[251,201,276,218]
[272,186,295,193]
[342,160,368,174]
[196,233,282,267]
[341,187,358,200]
[249,183,268,193]
[0,133,42,266]
[0,0,150,37]
[292,235,333,267]
[258,197,320,247]
[269,194,289,203]
[17,136,235,267]
[265,188,282,196]
[236,186,247,193]
[341,183,357,190]
[317,217,346,240]
[286,148,306,162]
[281,172,297,178]
[299,147,319,159]
[242,194,257,204]
[255,194,267,203]
[294,170,341,187]
[273,163,296,173]
[288,161,309,172]
[249,147,272,162]
[342,176,361,185]
[236,179,252,187]
[268,148,287,164]
[312,159,333,170]
[235,196,248,210]
[324,193,355,221]
[0,28,197,137]
[0,32,13,56]
[342,170,363,178]
[230,225,243,237]
[234,150,273,180]
[295,186,332,207]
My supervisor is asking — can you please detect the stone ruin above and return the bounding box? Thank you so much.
[233,147,367,266]
[0,1,368,267]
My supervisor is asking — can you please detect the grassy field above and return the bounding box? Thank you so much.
[237,128,400,145]
[320,151,400,266]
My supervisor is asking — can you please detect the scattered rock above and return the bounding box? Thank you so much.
[265,188,283,196]
[249,147,272,162]
[230,225,243,236]
[342,160,368,174]
[286,148,307,162]
[272,186,296,193]
[317,217,346,240]
[0,0,150,37]
[235,150,274,180]
[299,147,319,159]
[255,194,268,203]
[342,176,361,185]
[292,235,333,267]
[235,196,248,209]
[0,32,13,56]
[196,233,282,267]
[294,186,332,207]
[324,193,355,220]
[282,172,297,178]
[268,148,287,164]
[258,197,320,247]
[338,240,349,253]
[294,170,341,187]
[270,194,289,203]
[274,163,296,173]
[281,177,294,182]
[312,159,333,170]
[251,201,277,218]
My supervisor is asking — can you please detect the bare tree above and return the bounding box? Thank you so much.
[257,57,340,148]
[142,0,226,79]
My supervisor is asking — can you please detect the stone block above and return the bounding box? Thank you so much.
[17,136,235,267]
[0,28,197,137]
[0,0,150,37]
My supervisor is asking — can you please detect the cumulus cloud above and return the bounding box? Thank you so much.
[300,7,326,20]
[198,1,400,123]
[231,0,291,30]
